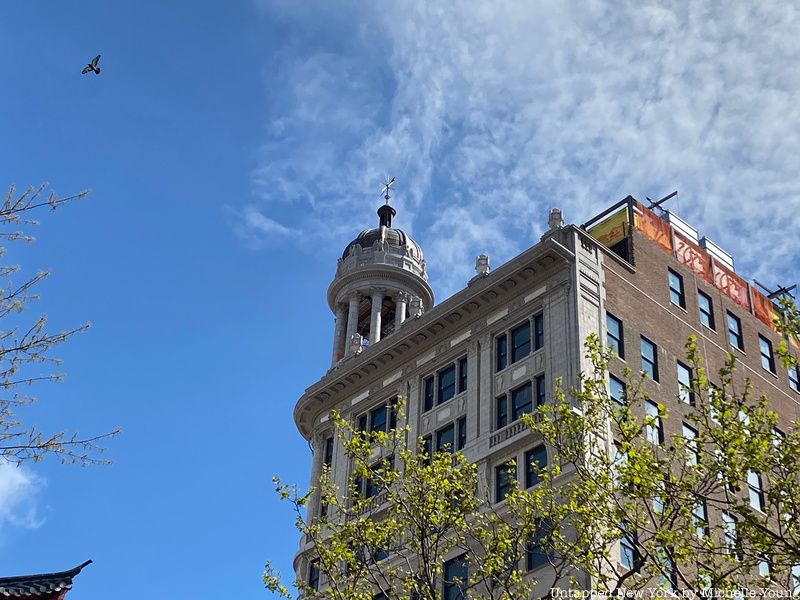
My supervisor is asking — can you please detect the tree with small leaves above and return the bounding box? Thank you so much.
[266,303,800,599]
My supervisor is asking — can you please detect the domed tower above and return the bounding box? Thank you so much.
[328,201,434,366]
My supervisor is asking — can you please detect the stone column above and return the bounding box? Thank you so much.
[394,293,407,331]
[331,302,347,365]
[369,288,384,345]
[344,292,361,356]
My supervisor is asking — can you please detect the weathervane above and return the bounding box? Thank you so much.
[381,176,396,204]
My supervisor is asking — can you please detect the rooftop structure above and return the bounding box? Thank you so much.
[0,561,91,599]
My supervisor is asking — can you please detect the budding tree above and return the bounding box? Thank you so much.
[1,183,119,465]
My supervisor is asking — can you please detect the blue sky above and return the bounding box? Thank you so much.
[0,1,798,598]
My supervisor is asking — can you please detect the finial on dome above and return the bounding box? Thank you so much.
[378,176,397,227]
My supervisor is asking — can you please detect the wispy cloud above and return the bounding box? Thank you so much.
[0,462,45,534]
[228,204,298,248]
[249,1,800,297]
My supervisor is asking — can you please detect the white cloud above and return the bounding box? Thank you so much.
[228,204,298,248]
[0,462,45,533]
[250,0,800,298]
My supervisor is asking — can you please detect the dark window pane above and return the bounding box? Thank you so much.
[423,376,435,412]
[357,414,368,432]
[640,337,658,381]
[759,336,775,373]
[436,424,455,453]
[789,366,799,392]
[511,321,531,363]
[534,313,544,350]
[511,383,533,421]
[389,397,397,430]
[606,313,624,358]
[443,556,468,600]
[308,560,320,590]
[668,269,685,308]
[698,291,715,329]
[323,437,334,467]
[438,365,456,404]
[496,335,508,371]
[458,357,468,393]
[525,445,548,487]
[496,395,508,429]
[495,462,516,502]
[609,375,625,406]
[727,312,744,350]
[422,436,432,464]
[370,405,387,432]
[535,374,546,406]
[457,416,467,450]
[527,520,554,571]
[677,362,693,404]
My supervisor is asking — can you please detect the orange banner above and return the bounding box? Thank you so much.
[751,289,779,332]
[634,203,673,254]
[713,261,751,312]
[674,232,713,284]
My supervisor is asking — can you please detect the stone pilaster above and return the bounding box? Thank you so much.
[394,292,407,331]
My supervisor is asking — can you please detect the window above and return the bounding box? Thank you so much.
[511,382,533,421]
[652,479,666,514]
[495,394,508,429]
[758,555,771,579]
[722,511,739,558]
[692,499,708,538]
[424,358,467,412]
[683,423,699,466]
[511,321,531,363]
[759,335,775,373]
[495,462,516,502]
[443,556,468,600]
[677,362,694,404]
[458,357,468,394]
[640,337,659,381]
[668,269,685,308]
[323,437,334,467]
[619,522,638,569]
[436,424,455,453]
[609,375,625,406]
[308,560,320,591]
[438,365,456,405]
[496,335,508,371]
[606,313,624,358]
[747,471,764,511]
[535,374,546,407]
[494,381,536,430]
[457,416,467,451]
[534,313,544,351]
[698,290,715,329]
[526,519,554,571]
[525,445,548,488]
[357,399,397,434]
[423,376,435,412]
[792,564,800,594]
[645,400,663,444]
[658,547,677,592]
[789,365,800,392]
[496,315,544,372]
[355,456,394,499]
[727,312,744,350]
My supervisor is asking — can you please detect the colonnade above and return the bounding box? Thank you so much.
[330,288,417,365]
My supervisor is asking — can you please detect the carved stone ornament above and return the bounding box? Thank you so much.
[475,254,490,275]
[350,333,364,355]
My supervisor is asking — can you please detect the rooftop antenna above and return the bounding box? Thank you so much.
[646,190,678,212]
[381,176,395,204]
[754,280,797,300]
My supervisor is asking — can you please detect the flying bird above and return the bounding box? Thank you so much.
[82,55,101,75]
